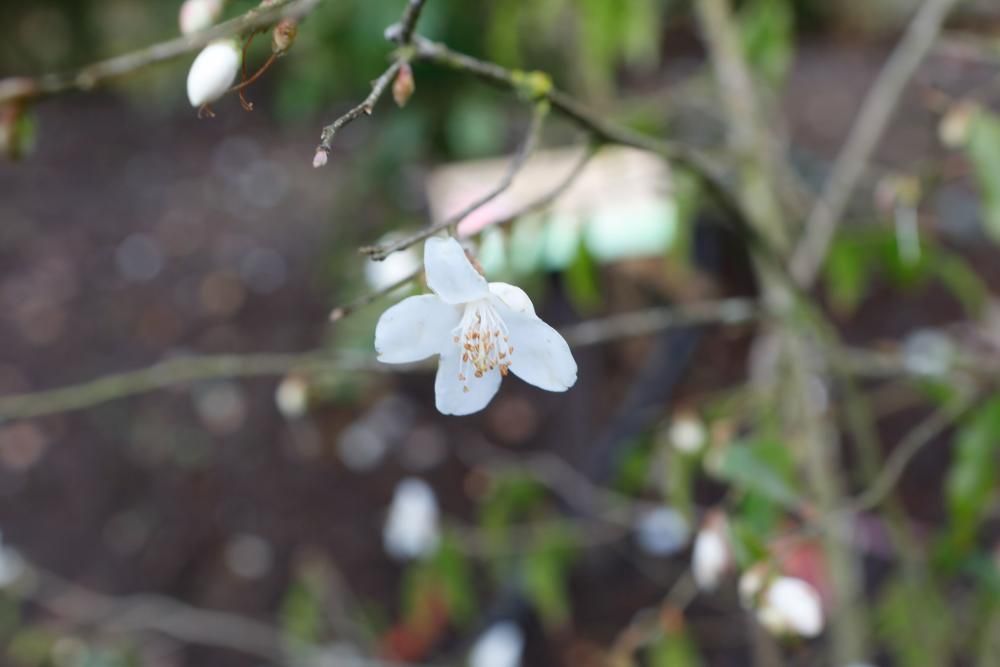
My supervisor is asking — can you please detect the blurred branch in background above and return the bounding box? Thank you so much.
[0,0,321,105]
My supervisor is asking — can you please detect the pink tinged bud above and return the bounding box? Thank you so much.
[179,0,225,35]
[312,149,329,168]
[393,62,415,108]
[272,18,298,55]
[187,39,241,107]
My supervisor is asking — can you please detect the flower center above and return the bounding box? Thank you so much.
[451,300,514,391]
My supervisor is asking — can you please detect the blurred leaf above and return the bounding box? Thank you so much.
[876,576,954,667]
[965,110,1000,242]
[564,239,603,313]
[445,96,507,159]
[740,0,796,85]
[945,396,1000,551]
[523,526,577,629]
[426,534,476,625]
[824,235,873,315]
[480,474,547,561]
[713,439,798,508]
[280,579,325,644]
[648,627,703,667]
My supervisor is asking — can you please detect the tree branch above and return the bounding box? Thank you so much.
[789,0,960,287]
[0,0,321,105]
[359,99,549,260]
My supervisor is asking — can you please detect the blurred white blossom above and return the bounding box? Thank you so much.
[740,568,824,638]
[692,512,732,591]
[275,375,309,419]
[635,507,690,557]
[469,621,525,667]
[383,478,440,560]
[179,0,225,35]
[669,414,707,454]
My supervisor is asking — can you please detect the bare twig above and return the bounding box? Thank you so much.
[0,0,320,105]
[789,0,960,287]
[329,268,423,322]
[314,0,430,157]
[0,352,380,421]
[316,61,402,154]
[561,298,759,347]
[844,392,975,514]
[360,100,549,260]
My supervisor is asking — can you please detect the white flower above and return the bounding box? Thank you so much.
[740,569,824,638]
[186,39,241,107]
[635,507,690,557]
[469,621,524,667]
[179,0,225,35]
[692,512,732,591]
[374,237,577,416]
[383,478,440,560]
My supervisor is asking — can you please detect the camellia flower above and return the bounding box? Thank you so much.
[186,39,241,108]
[179,0,225,35]
[374,236,577,416]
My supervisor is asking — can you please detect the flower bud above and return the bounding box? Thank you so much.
[275,375,309,419]
[383,478,440,560]
[393,62,415,108]
[740,567,825,638]
[179,0,225,35]
[187,39,242,108]
[939,100,977,149]
[272,18,298,56]
[669,412,707,454]
[692,510,732,591]
[312,149,329,169]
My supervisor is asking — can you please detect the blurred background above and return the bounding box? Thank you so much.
[1,0,1000,665]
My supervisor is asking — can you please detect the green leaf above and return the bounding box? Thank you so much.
[740,0,796,86]
[564,239,603,314]
[523,527,577,628]
[280,579,325,644]
[824,235,873,315]
[876,576,954,667]
[965,110,1000,242]
[648,628,703,667]
[945,396,1000,550]
[712,439,798,508]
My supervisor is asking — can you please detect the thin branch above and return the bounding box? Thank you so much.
[329,268,422,322]
[314,0,430,156]
[0,352,381,421]
[408,36,752,235]
[789,0,960,287]
[0,0,320,105]
[316,61,402,154]
[844,392,975,514]
[561,298,759,347]
[360,100,549,260]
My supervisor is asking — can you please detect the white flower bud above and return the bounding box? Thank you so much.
[383,478,440,560]
[692,512,732,591]
[179,0,225,35]
[635,507,690,557]
[186,39,241,108]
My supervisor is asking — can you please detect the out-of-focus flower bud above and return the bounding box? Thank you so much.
[740,566,825,638]
[312,149,329,168]
[383,478,440,560]
[939,100,978,149]
[187,39,242,108]
[275,375,309,419]
[469,622,525,667]
[692,510,732,591]
[179,0,226,35]
[669,411,707,454]
[393,62,415,108]
[272,18,298,56]
[635,507,690,557]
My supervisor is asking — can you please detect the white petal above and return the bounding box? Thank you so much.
[434,348,501,415]
[424,237,489,304]
[489,282,536,316]
[187,39,241,107]
[694,529,731,592]
[375,295,460,364]
[500,306,577,392]
[179,0,224,35]
[764,578,824,637]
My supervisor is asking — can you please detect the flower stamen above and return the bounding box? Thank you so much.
[452,300,513,390]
